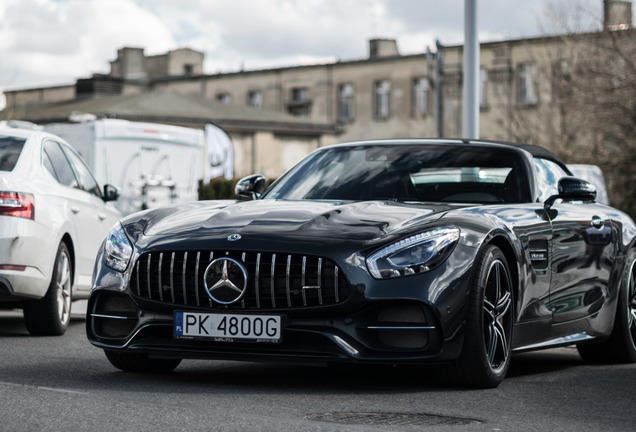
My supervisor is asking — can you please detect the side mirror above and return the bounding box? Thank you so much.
[103,184,119,202]
[235,174,266,200]
[544,177,596,209]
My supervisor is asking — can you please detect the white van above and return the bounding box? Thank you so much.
[45,119,204,215]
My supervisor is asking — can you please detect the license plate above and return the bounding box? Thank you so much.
[174,311,281,343]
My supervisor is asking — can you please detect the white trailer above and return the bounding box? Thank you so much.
[45,119,204,215]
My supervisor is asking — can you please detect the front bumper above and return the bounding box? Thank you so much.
[86,290,466,364]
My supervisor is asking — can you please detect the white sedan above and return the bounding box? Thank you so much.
[0,125,121,335]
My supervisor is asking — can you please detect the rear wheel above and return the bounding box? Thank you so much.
[452,245,514,388]
[577,249,636,363]
[104,350,182,373]
[23,242,72,336]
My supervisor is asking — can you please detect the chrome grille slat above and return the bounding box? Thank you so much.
[169,252,175,303]
[301,256,307,307]
[286,254,292,307]
[334,266,339,303]
[146,253,152,299]
[158,252,164,301]
[317,257,323,306]
[135,260,141,296]
[270,254,277,308]
[194,252,201,306]
[130,250,350,310]
[182,252,188,305]
[255,253,261,308]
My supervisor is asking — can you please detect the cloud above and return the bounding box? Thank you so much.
[0,0,174,89]
[0,0,611,91]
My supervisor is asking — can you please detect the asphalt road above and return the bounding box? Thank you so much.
[1,307,635,432]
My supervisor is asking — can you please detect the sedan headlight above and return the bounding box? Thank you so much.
[366,227,460,279]
[103,222,133,272]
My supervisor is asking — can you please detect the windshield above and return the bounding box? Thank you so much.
[0,136,26,172]
[264,144,529,204]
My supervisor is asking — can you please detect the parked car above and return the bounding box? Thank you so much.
[87,139,636,388]
[0,126,121,335]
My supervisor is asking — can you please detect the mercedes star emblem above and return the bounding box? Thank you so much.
[204,258,248,305]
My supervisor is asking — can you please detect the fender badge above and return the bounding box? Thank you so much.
[227,234,242,241]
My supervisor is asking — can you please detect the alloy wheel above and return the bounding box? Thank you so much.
[55,250,72,326]
[483,259,513,374]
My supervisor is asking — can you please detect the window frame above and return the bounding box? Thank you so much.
[374,79,391,119]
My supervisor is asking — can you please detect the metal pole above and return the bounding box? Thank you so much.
[435,39,444,138]
[463,0,479,139]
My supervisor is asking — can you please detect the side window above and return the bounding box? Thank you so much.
[63,145,102,198]
[42,149,58,181]
[534,158,569,202]
[42,140,78,187]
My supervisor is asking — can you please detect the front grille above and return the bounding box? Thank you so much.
[130,250,351,310]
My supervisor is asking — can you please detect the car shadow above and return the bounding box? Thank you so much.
[90,348,587,394]
[0,310,85,337]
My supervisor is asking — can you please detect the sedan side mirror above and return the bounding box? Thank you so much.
[544,177,596,209]
[235,174,266,200]
[103,184,119,202]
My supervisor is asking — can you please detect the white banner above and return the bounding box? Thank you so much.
[205,123,234,180]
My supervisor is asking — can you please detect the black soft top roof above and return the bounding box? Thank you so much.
[466,139,567,168]
[329,138,569,172]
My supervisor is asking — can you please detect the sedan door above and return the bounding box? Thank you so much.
[42,140,119,294]
[61,143,120,293]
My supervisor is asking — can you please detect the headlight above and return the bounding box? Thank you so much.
[366,227,460,279]
[103,222,133,272]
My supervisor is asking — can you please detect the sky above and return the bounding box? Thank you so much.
[0,0,616,95]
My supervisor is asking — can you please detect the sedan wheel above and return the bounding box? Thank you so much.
[24,242,72,336]
[452,245,514,388]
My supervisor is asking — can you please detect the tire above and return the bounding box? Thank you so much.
[104,350,182,373]
[452,245,515,388]
[23,242,73,336]
[577,249,636,363]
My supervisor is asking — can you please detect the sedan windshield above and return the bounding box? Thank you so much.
[0,136,26,172]
[264,144,529,204]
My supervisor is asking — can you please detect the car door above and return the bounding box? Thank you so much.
[534,158,614,324]
[42,139,119,294]
[60,143,120,293]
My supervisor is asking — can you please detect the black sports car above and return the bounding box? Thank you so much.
[87,139,636,387]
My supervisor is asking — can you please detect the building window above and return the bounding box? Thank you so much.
[412,77,429,116]
[248,90,263,109]
[287,87,311,117]
[517,63,538,105]
[291,87,308,102]
[216,93,231,104]
[480,68,488,108]
[338,83,355,121]
[183,64,193,76]
[374,80,391,118]
[551,60,571,104]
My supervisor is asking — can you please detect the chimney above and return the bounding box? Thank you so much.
[369,39,400,59]
[604,0,632,30]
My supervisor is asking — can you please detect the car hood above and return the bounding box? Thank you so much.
[132,200,453,247]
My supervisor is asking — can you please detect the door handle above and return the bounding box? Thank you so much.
[591,216,604,229]
[70,206,80,214]
[97,214,106,221]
